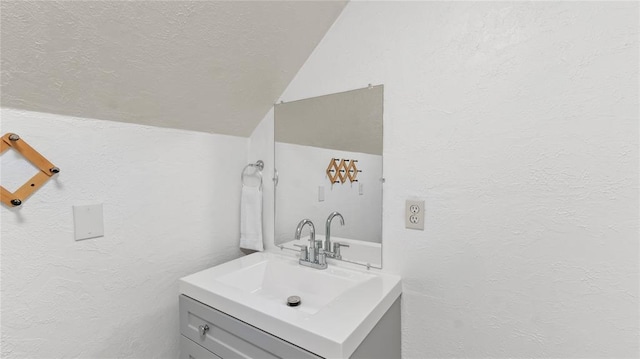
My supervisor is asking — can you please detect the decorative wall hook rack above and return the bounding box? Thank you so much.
[1,133,60,207]
[326,158,361,185]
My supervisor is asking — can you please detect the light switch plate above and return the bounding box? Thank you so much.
[405,199,425,230]
[73,204,104,241]
[318,186,325,202]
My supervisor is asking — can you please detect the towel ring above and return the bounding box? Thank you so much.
[241,160,264,189]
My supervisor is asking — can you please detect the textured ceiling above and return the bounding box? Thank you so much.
[0,1,347,136]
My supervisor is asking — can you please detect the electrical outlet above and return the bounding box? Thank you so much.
[405,199,424,230]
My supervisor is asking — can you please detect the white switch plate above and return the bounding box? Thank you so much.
[405,199,425,230]
[73,204,104,241]
[359,183,364,195]
[318,186,325,202]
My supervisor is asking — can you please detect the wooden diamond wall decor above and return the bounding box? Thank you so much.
[326,158,340,184]
[326,158,362,185]
[346,160,361,183]
[1,133,60,207]
[336,159,348,184]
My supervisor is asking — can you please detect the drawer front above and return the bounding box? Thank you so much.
[180,335,221,359]
[179,295,322,359]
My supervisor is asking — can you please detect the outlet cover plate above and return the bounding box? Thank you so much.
[73,204,104,240]
[405,199,424,230]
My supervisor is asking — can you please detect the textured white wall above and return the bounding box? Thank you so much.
[275,142,382,244]
[0,108,247,358]
[257,1,639,357]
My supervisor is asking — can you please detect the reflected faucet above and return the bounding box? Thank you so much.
[325,212,344,254]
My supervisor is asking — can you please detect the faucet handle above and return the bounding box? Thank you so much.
[333,242,350,260]
[317,248,326,266]
[293,244,308,261]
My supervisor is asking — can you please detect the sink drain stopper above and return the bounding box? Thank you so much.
[287,295,301,307]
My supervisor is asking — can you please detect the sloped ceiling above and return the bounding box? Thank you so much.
[0,1,347,136]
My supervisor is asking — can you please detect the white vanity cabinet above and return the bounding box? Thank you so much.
[178,252,402,359]
[179,294,401,359]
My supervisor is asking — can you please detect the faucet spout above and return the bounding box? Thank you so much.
[295,219,315,242]
[325,212,344,253]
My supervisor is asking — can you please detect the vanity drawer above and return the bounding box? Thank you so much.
[179,295,322,359]
[180,335,221,359]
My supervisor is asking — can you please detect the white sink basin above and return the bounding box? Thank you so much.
[179,251,401,358]
[215,255,374,315]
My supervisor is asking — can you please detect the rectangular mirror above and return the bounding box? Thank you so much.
[274,85,383,268]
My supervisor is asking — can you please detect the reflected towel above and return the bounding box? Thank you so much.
[240,185,264,251]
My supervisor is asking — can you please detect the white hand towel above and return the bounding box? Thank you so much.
[240,185,264,251]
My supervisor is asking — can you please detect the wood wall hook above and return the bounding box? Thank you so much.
[327,158,361,185]
[337,159,348,184]
[346,160,360,183]
[326,158,340,184]
[1,133,60,207]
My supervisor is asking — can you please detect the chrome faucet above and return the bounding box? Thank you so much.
[325,212,344,254]
[294,219,327,269]
[295,219,315,242]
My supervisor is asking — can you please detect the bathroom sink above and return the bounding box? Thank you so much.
[179,251,401,358]
[215,254,374,315]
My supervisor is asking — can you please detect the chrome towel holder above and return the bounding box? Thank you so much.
[241,160,264,189]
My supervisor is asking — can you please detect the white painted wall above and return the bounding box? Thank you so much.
[275,142,382,244]
[0,108,248,358]
[254,1,639,357]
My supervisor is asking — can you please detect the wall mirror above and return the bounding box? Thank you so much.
[274,85,383,268]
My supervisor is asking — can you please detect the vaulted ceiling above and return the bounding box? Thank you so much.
[1,1,347,136]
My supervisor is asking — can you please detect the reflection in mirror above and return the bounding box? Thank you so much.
[274,85,383,268]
